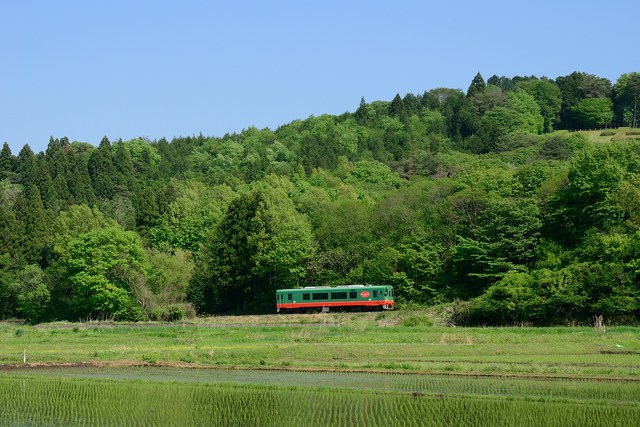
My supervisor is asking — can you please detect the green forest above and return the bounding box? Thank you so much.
[1,71,640,325]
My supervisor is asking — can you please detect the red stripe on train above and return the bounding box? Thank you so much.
[277,300,394,309]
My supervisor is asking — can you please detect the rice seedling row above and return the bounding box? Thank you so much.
[1,374,639,427]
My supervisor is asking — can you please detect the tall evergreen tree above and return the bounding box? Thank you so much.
[88,137,116,199]
[134,186,160,235]
[355,96,368,125]
[389,93,406,118]
[113,141,136,191]
[0,142,14,179]
[67,149,96,206]
[45,137,71,177]
[0,190,22,264]
[34,154,60,210]
[402,93,421,116]
[15,145,38,187]
[467,72,486,97]
[137,148,159,182]
[487,75,516,92]
[22,184,50,264]
[10,191,29,265]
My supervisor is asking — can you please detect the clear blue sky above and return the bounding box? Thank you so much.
[1,0,637,153]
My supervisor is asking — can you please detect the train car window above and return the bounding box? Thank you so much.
[303,293,310,301]
[331,292,347,300]
[373,290,377,298]
[312,292,329,300]
[288,293,292,301]
[349,290,357,299]
[384,290,388,296]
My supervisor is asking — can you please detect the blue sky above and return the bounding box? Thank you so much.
[1,0,637,153]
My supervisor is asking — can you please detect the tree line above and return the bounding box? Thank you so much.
[1,70,640,324]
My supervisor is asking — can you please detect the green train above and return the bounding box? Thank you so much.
[276,285,395,313]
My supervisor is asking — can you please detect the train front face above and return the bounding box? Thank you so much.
[382,286,395,310]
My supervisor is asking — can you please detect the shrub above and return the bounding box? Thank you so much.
[149,303,196,321]
[441,299,471,326]
[400,315,432,327]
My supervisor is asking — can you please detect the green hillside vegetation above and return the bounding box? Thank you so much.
[1,70,640,325]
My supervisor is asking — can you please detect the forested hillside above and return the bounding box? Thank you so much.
[1,71,640,324]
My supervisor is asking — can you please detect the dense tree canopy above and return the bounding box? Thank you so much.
[1,70,639,325]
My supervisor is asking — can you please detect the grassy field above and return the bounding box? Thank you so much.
[1,312,640,425]
[577,126,640,143]
[1,312,639,377]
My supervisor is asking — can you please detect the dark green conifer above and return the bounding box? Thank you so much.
[87,137,116,199]
[34,154,60,210]
[22,184,50,264]
[135,186,160,235]
[113,141,135,191]
[16,145,38,187]
[467,72,486,97]
[0,142,14,178]
[389,93,405,117]
[355,96,368,124]
[66,149,95,206]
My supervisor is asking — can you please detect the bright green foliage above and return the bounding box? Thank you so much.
[313,198,374,267]
[477,91,544,152]
[506,89,544,134]
[145,249,193,301]
[348,160,402,189]
[121,138,162,175]
[13,264,50,323]
[555,71,612,129]
[51,204,118,257]
[150,180,235,252]
[570,98,614,129]
[396,242,443,303]
[4,70,640,324]
[613,72,640,127]
[518,78,562,132]
[468,256,640,325]
[545,143,629,242]
[65,226,147,320]
[191,182,314,313]
[452,197,541,297]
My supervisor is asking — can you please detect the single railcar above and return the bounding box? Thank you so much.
[276,285,395,313]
